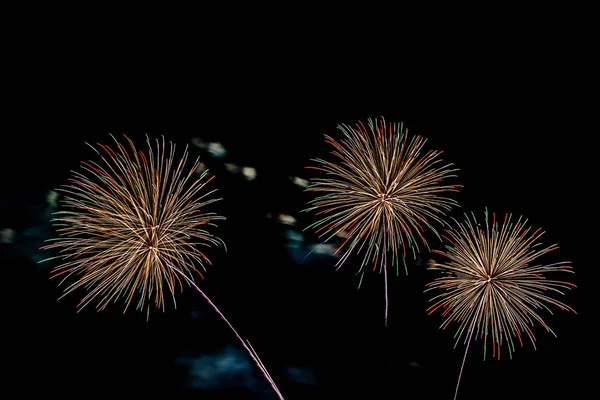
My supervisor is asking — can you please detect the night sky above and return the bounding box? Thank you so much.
[3,49,592,400]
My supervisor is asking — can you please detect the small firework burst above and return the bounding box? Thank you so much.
[304,117,461,324]
[425,208,576,399]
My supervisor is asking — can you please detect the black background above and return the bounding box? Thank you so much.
[2,23,593,400]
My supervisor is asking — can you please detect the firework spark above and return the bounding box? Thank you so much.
[425,209,576,399]
[40,134,284,399]
[304,117,460,324]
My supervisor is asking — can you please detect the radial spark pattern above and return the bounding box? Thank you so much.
[426,209,576,359]
[40,134,225,315]
[40,135,285,398]
[304,117,460,323]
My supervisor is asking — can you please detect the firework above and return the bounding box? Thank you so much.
[425,209,576,399]
[40,134,284,399]
[304,117,460,324]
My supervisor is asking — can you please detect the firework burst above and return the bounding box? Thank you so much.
[304,117,461,324]
[40,134,284,399]
[425,209,576,399]
[41,134,224,315]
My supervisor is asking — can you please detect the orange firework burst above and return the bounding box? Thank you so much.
[41,134,224,315]
[425,209,576,399]
[304,117,461,324]
[40,134,284,399]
